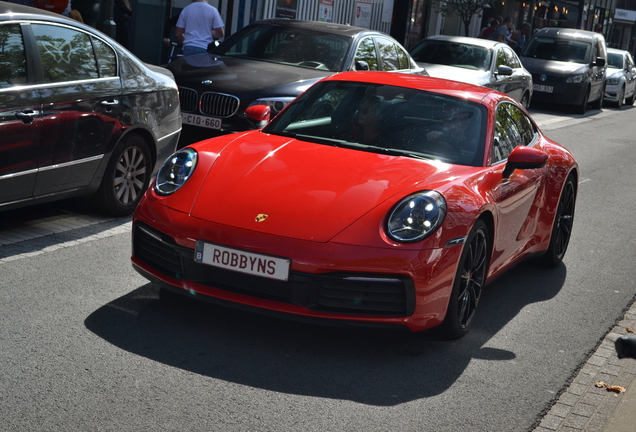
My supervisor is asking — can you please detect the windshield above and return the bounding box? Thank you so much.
[522,38,591,64]
[409,40,492,71]
[607,53,624,69]
[212,24,350,72]
[264,81,487,167]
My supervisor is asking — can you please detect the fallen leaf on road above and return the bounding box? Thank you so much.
[626,327,634,333]
[595,381,626,394]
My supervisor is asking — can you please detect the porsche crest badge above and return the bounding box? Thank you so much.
[255,214,269,222]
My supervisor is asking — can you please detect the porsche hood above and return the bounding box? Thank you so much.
[189,133,451,242]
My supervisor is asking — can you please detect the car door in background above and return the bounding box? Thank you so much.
[494,46,527,102]
[29,22,123,196]
[0,23,41,205]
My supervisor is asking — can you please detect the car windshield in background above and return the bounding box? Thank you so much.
[264,80,487,166]
[409,40,492,71]
[523,38,590,64]
[212,24,350,72]
[607,53,623,69]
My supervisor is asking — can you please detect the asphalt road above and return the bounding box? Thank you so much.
[1,104,635,431]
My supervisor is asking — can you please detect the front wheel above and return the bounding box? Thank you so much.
[92,134,152,216]
[520,92,530,110]
[625,89,635,106]
[576,88,589,114]
[592,86,604,110]
[542,176,576,267]
[616,86,625,109]
[439,220,490,339]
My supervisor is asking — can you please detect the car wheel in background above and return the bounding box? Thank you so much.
[542,175,576,267]
[616,86,625,109]
[92,133,152,216]
[521,92,530,109]
[626,89,635,106]
[576,88,589,114]
[439,219,489,339]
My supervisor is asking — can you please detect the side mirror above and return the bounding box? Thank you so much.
[594,57,606,67]
[355,61,369,71]
[245,105,271,128]
[496,65,513,76]
[503,146,548,178]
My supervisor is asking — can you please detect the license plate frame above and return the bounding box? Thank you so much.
[533,84,554,93]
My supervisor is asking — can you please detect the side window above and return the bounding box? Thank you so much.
[0,24,27,88]
[397,44,410,70]
[91,37,117,77]
[495,48,506,68]
[492,103,526,163]
[503,46,521,68]
[375,37,399,71]
[355,37,379,71]
[31,24,98,83]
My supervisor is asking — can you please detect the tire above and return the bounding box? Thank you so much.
[592,86,604,110]
[576,88,589,114]
[520,92,530,109]
[626,90,635,106]
[616,86,625,109]
[92,134,152,216]
[439,220,490,339]
[542,176,576,267]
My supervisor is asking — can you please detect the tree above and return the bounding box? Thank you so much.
[429,0,495,37]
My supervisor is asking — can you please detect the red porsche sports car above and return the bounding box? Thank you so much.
[131,72,578,339]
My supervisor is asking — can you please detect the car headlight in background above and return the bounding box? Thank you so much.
[386,191,447,243]
[155,148,198,196]
[606,77,620,85]
[566,74,584,84]
[248,97,296,115]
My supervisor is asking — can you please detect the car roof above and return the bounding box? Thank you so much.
[251,18,384,38]
[531,27,603,42]
[422,35,502,49]
[607,47,630,55]
[322,71,494,104]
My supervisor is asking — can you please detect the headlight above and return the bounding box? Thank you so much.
[155,148,198,196]
[606,78,620,85]
[386,191,447,243]
[248,97,296,115]
[566,74,584,84]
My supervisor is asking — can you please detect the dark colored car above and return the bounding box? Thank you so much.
[409,35,533,108]
[167,18,426,139]
[0,2,181,216]
[520,27,607,114]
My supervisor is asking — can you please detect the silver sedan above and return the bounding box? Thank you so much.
[604,48,636,108]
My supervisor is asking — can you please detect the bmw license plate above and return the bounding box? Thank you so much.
[533,84,553,93]
[182,113,222,129]
[195,241,291,281]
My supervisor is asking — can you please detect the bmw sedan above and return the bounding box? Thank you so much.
[167,18,426,141]
[409,35,533,108]
[0,2,181,216]
[604,48,636,108]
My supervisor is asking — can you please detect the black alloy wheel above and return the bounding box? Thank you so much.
[576,87,589,114]
[592,86,604,110]
[440,220,489,339]
[93,133,152,216]
[543,176,576,267]
[521,92,530,110]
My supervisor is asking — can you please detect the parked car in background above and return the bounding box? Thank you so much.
[0,2,181,216]
[520,27,607,114]
[132,72,578,339]
[604,48,636,108]
[167,19,426,140]
[409,35,533,108]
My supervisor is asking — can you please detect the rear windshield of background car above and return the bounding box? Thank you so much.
[264,80,488,167]
[213,24,350,72]
[409,40,491,71]
[522,37,590,64]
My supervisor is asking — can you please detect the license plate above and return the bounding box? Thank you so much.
[194,241,291,281]
[533,84,553,93]
[182,113,222,129]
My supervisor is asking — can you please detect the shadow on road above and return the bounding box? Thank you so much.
[85,259,567,406]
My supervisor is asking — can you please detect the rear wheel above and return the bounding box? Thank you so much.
[92,134,152,216]
[542,176,576,267]
[439,220,489,339]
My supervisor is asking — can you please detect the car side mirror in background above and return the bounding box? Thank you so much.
[355,61,369,71]
[594,57,606,67]
[503,146,548,178]
[245,105,271,129]
[495,65,513,76]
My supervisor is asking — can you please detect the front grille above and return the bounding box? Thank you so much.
[200,92,240,117]
[179,87,198,112]
[532,74,567,84]
[133,222,415,316]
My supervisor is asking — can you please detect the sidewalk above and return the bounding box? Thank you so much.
[534,301,636,432]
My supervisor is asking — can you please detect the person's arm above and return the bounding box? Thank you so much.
[175,27,185,44]
[212,27,224,40]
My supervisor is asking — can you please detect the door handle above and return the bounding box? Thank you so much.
[15,110,40,124]
[101,99,119,106]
